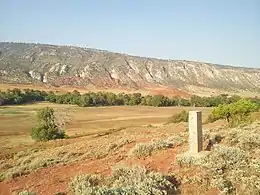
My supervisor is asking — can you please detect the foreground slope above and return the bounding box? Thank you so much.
[0,42,260,94]
[0,102,259,194]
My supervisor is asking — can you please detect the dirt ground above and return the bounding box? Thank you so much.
[0,102,222,195]
[0,120,223,195]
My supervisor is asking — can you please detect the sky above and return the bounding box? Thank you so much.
[0,0,260,68]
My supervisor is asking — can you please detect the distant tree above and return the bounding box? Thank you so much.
[228,95,241,104]
[0,96,5,106]
[106,92,118,105]
[179,98,191,106]
[150,95,165,107]
[129,93,142,105]
[70,92,81,105]
[79,94,93,107]
[123,94,131,105]
[45,91,56,102]
[169,98,179,106]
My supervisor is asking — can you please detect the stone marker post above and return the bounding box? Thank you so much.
[188,111,203,153]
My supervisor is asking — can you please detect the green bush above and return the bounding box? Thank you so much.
[30,107,67,141]
[168,110,188,123]
[69,165,179,195]
[210,99,259,127]
[30,125,66,141]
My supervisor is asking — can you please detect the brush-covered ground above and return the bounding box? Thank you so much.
[0,103,259,195]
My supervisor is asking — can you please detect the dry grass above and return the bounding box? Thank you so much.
[0,136,135,181]
[0,103,212,182]
[0,102,212,144]
[0,121,187,182]
[186,84,260,98]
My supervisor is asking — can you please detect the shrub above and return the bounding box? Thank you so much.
[205,114,218,124]
[17,190,36,195]
[226,130,260,150]
[69,174,102,194]
[202,145,247,174]
[168,110,188,123]
[210,175,234,194]
[30,107,67,141]
[176,152,207,167]
[211,99,259,127]
[250,159,260,173]
[201,145,255,194]
[177,122,260,194]
[30,125,66,141]
[69,165,179,195]
[128,137,178,158]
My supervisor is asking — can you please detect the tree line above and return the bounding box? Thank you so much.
[0,88,260,108]
[0,88,47,105]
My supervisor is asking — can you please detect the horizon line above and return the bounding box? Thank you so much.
[0,41,258,70]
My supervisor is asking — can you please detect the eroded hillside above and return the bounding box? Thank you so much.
[0,42,260,94]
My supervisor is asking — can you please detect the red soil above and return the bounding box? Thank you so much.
[0,145,218,195]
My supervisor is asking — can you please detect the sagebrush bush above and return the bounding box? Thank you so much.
[128,137,180,158]
[202,145,247,174]
[175,151,211,168]
[176,122,260,194]
[168,110,188,123]
[210,175,234,195]
[69,165,179,195]
[17,190,36,195]
[250,159,260,173]
[176,145,258,194]
[225,128,260,150]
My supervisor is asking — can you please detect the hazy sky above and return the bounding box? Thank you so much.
[1,0,259,68]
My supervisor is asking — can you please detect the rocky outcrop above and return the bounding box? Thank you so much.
[0,42,259,93]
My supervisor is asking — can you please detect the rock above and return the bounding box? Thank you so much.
[0,42,260,93]
[28,70,43,81]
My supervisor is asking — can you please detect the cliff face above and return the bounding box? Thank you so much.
[0,42,260,94]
